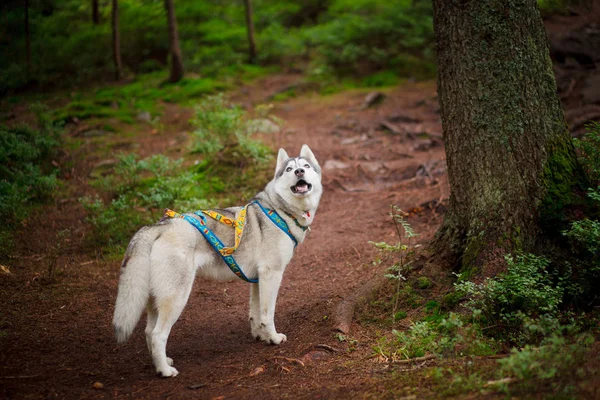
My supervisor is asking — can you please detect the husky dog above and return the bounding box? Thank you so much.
[112,145,322,377]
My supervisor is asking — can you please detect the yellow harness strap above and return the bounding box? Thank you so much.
[203,206,248,256]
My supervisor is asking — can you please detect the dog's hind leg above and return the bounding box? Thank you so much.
[148,239,196,378]
[145,301,174,367]
[145,301,157,356]
[150,284,193,377]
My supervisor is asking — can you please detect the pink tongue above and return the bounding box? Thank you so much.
[296,183,309,193]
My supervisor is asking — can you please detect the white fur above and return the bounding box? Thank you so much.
[112,145,322,377]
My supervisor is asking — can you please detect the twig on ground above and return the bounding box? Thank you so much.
[315,344,339,353]
[395,354,436,364]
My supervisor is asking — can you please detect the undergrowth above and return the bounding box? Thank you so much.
[190,94,276,162]
[80,97,275,257]
[0,106,61,257]
[52,72,231,125]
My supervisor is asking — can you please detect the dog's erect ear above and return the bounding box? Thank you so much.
[300,144,321,173]
[276,148,289,175]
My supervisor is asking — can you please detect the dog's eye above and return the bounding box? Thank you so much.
[304,164,310,168]
[286,167,292,172]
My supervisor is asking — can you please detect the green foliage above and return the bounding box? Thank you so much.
[190,94,274,163]
[416,277,431,289]
[455,253,564,345]
[537,0,574,14]
[393,321,438,359]
[0,106,61,254]
[0,0,434,94]
[372,312,495,362]
[370,205,420,324]
[53,72,228,124]
[360,70,401,88]
[498,330,594,396]
[306,0,434,77]
[573,121,600,184]
[561,122,600,307]
[80,153,209,251]
[81,97,275,255]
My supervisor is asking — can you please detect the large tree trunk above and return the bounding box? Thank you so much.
[164,0,184,83]
[111,0,122,80]
[92,0,100,24]
[243,0,257,64]
[431,0,586,277]
[25,0,31,80]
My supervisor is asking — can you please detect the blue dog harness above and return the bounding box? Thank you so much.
[162,201,307,283]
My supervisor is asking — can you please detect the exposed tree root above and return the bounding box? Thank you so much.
[333,276,384,334]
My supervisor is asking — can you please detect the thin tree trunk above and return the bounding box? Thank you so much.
[111,0,122,80]
[92,0,100,24]
[25,0,31,80]
[243,0,257,64]
[431,0,586,277]
[164,0,184,83]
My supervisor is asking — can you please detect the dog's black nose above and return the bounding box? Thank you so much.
[295,168,305,177]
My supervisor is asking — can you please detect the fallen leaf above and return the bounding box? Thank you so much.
[93,382,104,389]
[0,264,11,275]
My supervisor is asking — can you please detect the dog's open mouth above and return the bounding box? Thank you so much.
[291,179,312,195]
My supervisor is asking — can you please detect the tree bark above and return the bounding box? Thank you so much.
[431,0,586,277]
[164,0,184,83]
[92,0,100,24]
[111,0,122,80]
[243,0,257,64]
[25,0,31,80]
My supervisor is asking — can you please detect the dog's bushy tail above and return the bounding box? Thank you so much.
[112,227,157,343]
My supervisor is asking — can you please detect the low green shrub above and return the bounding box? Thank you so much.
[498,330,594,396]
[372,312,495,362]
[80,153,221,251]
[455,253,564,345]
[81,97,276,256]
[562,122,600,307]
[190,94,275,163]
[0,106,61,255]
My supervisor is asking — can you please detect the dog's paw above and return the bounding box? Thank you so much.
[156,366,179,378]
[268,333,287,345]
[166,357,174,366]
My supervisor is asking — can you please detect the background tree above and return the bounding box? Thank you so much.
[243,0,257,64]
[164,0,184,83]
[92,0,100,24]
[431,0,586,277]
[25,0,31,80]
[111,0,122,80]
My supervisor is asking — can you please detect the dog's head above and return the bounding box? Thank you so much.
[274,144,322,202]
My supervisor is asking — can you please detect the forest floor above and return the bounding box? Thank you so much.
[2,14,600,400]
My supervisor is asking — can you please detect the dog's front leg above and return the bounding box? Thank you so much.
[248,283,261,336]
[254,267,286,345]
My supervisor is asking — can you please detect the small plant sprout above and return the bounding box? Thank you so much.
[370,205,420,325]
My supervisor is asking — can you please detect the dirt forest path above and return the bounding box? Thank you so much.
[1,76,449,399]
